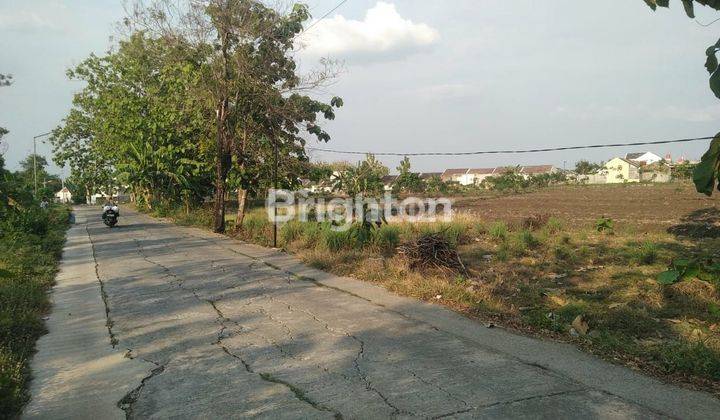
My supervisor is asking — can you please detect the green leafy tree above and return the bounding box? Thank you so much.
[394,156,423,193]
[50,110,114,204]
[574,160,601,175]
[482,168,529,192]
[646,0,720,194]
[424,175,449,194]
[55,32,212,208]
[333,154,389,197]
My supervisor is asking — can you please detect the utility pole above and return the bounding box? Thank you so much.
[272,135,279,248]
[32,131,52,199]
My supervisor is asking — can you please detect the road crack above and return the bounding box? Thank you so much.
[133,237,344,419]
[86,226,118,348]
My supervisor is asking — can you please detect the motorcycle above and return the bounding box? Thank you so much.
[102,205,119,228]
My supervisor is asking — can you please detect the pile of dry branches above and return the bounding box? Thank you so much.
[398,232,468,275]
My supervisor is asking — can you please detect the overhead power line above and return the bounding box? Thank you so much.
[301,0,349,34]
[306,135,716,157]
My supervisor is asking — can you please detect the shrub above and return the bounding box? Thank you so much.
[595,217,614,233]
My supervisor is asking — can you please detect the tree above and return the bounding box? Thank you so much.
[128,0,343,233]
[574,160,601,175]
[54,32,212,208]
[333,154,389,197]
[646,1,720,195]
[394,156,423,193]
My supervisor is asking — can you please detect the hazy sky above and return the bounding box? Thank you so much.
[2,0,720,175]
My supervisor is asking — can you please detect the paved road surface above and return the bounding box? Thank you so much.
[26,206,720,419]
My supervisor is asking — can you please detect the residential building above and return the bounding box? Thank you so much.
[625,151,663,165]
[459,168,497,185]
[441,168,469,183]
[519,165,557,177]
[604,158,641,183]
[419,172,442,180]
[55,187,73,204]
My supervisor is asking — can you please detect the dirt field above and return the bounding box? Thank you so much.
[453,183,720,233]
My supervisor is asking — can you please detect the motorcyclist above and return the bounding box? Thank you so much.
[102,200,119,218]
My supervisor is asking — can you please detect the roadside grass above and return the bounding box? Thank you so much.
[153,203,720,393]
[0,205,70,417]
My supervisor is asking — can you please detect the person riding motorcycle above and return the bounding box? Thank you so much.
[101,200,120,227]
[102,201,119,216]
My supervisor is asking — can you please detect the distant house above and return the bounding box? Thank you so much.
[625,152,663,166]
[605,158,641,183]
[519,165,557,177]
[460,168,497,185]
[55,187,72,204]
[441,168,469,183]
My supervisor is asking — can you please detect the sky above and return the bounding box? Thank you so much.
[2,0,720,175]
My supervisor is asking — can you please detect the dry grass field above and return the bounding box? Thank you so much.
[161,182,720,394]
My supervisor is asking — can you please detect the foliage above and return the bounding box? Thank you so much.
[646,1,720,195]
[423,175,449,194]
[333,154,389,197]
[482,168,528,191]
[595,217,614,233]
[671,162,697,179]
[0,204,69,417]
[57,1,343,230]
[574,160,602,175]
[693,134,720,196]
[394,157,423,193]
[657,258,720,284]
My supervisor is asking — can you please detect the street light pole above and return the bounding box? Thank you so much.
[32,131,52,199]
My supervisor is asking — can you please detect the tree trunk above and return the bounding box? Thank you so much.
[234,188,248,232]
[213,99,231,233]
[85,185,91,205]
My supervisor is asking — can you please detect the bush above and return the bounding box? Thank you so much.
[595,217,614,233]
[0,205,69,416]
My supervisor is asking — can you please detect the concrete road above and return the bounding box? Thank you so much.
[26,206,720,419]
